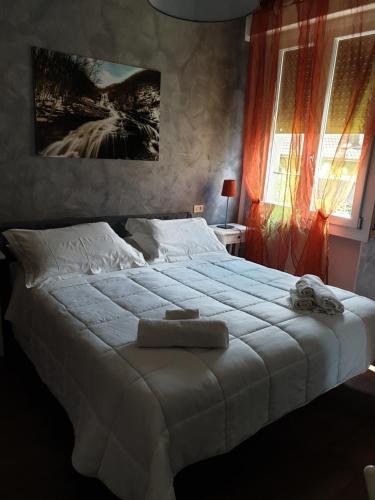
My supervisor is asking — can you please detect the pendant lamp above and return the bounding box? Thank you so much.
[147,0,261,22]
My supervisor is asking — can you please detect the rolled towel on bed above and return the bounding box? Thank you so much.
[295,274,344,314]
[289,289,316,311]
[295,277,315,297]
[137,319,229,348]
[164,308,200,320]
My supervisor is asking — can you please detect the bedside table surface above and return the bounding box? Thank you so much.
[209,223,246,257]
[210,223,246,236]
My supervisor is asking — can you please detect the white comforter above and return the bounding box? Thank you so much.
[6,253,375,500]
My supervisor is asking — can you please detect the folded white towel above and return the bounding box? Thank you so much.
[295,274,344,314]
[289,289,316,311]
[137,319,229,348]
[164,308,199,320]
[295,277,315,297]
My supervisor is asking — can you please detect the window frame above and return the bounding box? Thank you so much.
[313,30,375,230]
[261,29,375,241]
[263,45,303,208]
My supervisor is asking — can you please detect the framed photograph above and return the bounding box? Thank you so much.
[32,47,160,160]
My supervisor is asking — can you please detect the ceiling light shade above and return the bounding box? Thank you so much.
[147,0,261,22]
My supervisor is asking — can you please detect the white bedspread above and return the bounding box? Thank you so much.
[6,253,375,500]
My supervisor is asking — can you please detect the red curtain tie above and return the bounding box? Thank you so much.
[317,209,329,221]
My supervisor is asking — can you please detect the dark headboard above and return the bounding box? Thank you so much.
[0,212,192,324]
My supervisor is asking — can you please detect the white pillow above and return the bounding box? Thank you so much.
[125,217,227,262]
[3,222,147,288]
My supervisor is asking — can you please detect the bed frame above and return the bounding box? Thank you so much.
[0,212,192,351]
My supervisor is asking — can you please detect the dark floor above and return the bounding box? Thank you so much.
[1,330,375,500]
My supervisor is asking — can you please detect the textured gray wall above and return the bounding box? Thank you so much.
[356,238,375,300]
[356,207,375,299]
[0,0,247,224]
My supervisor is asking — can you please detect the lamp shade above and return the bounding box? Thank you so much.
[147,0,261,22]
[221,179,237,197]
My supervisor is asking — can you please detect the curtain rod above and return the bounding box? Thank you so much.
[253,1,375,35]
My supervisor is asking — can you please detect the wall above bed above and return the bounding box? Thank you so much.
[0,0,247,225]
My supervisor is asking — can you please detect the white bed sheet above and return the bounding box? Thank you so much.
[6,253,375,500]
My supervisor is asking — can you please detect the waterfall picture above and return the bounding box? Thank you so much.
[32,47,161,160]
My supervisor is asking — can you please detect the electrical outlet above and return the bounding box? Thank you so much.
[193,204,205,213]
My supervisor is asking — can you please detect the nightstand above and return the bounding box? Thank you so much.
[210,223,246,256]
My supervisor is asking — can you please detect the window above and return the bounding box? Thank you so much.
[264,46,311,207]
[263,31,375,227]
[313,32,375,222]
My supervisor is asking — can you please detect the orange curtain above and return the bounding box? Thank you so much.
[242,0,375,282]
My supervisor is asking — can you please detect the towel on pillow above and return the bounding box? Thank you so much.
[295,274,344,314]
[289,289,316,311]
[164,308,199,320]
[137,319,229,348]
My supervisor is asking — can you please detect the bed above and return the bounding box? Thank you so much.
[1,214,375,500]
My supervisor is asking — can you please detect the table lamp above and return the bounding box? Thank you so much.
[217,179,237,229]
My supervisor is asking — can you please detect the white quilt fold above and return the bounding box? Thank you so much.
[137,319,229,348]
[289,289,316,311]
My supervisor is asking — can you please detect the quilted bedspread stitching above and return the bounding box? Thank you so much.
[25,255,374,500]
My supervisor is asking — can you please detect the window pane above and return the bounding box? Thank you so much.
[314,133,363,217]
[275,48,313,134]
[265,48,308,205]
[264,33,375,221]
[314,33,375,218]
[326,35,375,133]
[265,133,300,206]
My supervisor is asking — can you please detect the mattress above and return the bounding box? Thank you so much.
[6,253,375,500]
